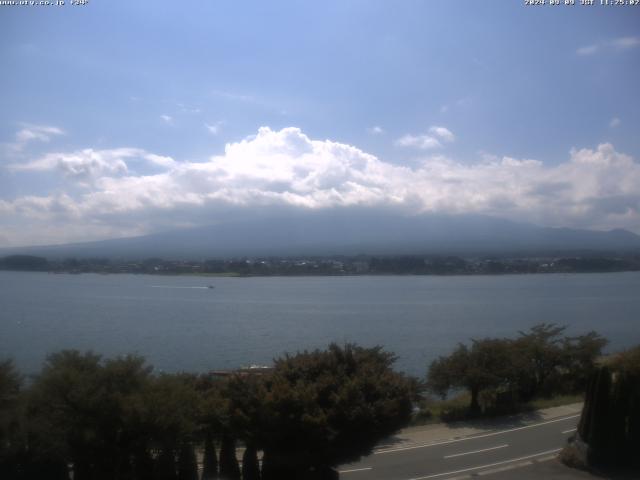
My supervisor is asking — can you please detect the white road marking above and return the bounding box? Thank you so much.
[338,467,373,474]
[562,428,577,434]
[375,414,579,455]
[535,454,560,462]
[444,444,508,459]
[407,448,562,480]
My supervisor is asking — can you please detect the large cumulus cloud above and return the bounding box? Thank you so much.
[1,127,639,246]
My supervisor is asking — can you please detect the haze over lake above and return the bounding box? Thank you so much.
[2,271,639,377]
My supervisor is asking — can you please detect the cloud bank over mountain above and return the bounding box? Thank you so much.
[2,126,640,247]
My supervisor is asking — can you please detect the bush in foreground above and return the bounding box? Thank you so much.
[229,343,417,479]
[0,343,417,480]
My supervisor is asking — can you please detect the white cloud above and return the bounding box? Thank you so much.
[578,37,640,56]
[367,126,385,135]
[396,126,454,150]
[429,126,455,142]
[577,45,599,56]
[160,114,173,124]
[205,121,224,135]
[16,126,62,143]
[610,36,640,49]
[6,124,64,152]
[144,153,177,168]
[610,117,621,128]
[10,148,175,184]
[2,127,640,246]
[396,134,441,150]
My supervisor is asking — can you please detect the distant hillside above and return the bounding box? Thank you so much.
[3,212,640,259]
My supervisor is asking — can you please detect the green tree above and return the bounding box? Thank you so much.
[609,344,640,375]
[154,448,177,480]
[177,443,198,480]
[218,373,265,475]
[133,446,155,480]
[28,350,103,479]
[218,434,241,480]
[241,445,260,480]
[27,351,153,480]
[197,375,232,480]
[561,331,608,392]
[0,360,21,443]
[512,323,566,400]
[427,338,514,414]
[427,325,608,414]
[201,433,218,480]
[253,343,415,479]
[137,373,201,453]
[0,359,27,480]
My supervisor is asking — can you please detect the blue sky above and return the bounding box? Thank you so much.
[1,1,639,246]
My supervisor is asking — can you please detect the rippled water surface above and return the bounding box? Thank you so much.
[1,271,639,376]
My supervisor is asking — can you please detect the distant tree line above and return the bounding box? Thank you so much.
[0,256,49,271]
[426,324,608,416]
[2,254,640,276]
[0,344,416,480]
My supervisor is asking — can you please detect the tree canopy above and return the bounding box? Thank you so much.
[1,344,417,480]
[426,324,608,414]
[256,343,416,472]
[427,338,513,414]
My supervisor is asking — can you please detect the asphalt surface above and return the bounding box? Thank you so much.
[338,413,581,480]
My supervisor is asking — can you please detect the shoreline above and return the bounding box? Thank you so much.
[1,268,639,278]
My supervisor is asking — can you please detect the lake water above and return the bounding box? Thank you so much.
[1,271,639,377]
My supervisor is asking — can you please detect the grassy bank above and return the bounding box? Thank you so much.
[412,392,584,426]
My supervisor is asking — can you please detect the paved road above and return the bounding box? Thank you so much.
[338,413,580,480]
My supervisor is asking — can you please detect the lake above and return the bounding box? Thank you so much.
[1,271,639,377]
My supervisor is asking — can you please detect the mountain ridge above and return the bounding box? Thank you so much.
[3,212,640,259]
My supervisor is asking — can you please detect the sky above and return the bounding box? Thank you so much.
[1,0,639,247]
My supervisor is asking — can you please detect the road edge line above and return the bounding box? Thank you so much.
[375,414,579,455]
[407,448,562,480]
